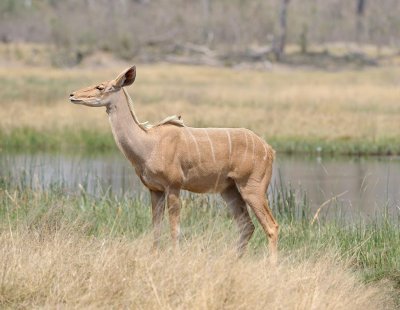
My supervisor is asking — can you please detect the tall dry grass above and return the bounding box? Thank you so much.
[0,223,394,309]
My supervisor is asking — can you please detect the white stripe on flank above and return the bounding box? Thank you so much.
[240,129,249,166]
[214,170,222,192]
[263,144,268,160]
[182,129,190,159]
[250,133,255,165]
[186,128,201,162]
[254,135,268,160]
[180,168,185,182]
[204,129,216,163]
[225,129,232,161]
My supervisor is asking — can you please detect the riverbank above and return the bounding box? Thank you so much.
[1,127,400,156]
[1,64,399,155]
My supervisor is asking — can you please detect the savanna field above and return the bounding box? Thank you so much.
[1,60,400,308]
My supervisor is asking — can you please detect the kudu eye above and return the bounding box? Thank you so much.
[96,85,105,91]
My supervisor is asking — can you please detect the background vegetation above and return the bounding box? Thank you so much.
[0,0,399,67]
[1,1,399,154]
[0,1,399,308]
[1,65,399,155]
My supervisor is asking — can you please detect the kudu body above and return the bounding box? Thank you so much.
[70,66,279,262]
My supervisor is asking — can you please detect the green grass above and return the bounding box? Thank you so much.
[1,174,399,298]
[2,127,400,156]
[269,136,400,156]
[0,127,116,152]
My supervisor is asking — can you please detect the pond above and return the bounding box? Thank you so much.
[0,151,399,218]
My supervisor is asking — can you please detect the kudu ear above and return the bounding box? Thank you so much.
[114,65,136,88]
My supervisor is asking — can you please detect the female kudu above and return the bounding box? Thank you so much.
[69,66,279,262]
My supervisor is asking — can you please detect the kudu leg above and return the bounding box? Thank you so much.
[221,185,255,256]
[167,189,181,248]
[237,184,279,264]
[150,190,166,251]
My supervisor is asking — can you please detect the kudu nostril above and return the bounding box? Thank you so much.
[69,93,74,97]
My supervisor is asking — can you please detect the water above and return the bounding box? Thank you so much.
[275,155,400,218]
[0,151,399,218]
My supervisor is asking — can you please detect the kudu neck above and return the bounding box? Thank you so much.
[106,88,153,167]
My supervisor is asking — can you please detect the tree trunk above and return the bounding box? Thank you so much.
[355,0,366,42]
[274,0,290,61]
[202,0,213,46]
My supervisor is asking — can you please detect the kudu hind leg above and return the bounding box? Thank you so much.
[221,185,255,256]
[238,185,279,263]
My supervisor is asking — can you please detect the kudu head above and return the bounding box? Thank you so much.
[69,66,136,107]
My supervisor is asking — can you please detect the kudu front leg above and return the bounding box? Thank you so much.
[167,189,181,249]
[150,190,166,251]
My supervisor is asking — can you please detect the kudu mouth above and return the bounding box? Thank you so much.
[69,95,106,107]
[69,96,82,103]
[69,92,81,103]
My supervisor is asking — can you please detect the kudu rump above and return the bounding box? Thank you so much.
[69,66,279,262]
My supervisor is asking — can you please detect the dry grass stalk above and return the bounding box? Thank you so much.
[311,191,348,225]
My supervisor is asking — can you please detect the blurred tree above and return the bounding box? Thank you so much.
[356,0,366,42]
[202,0,213,46]
[274,0,290,61]
[299,23,308,54]
[356,0,366,15]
